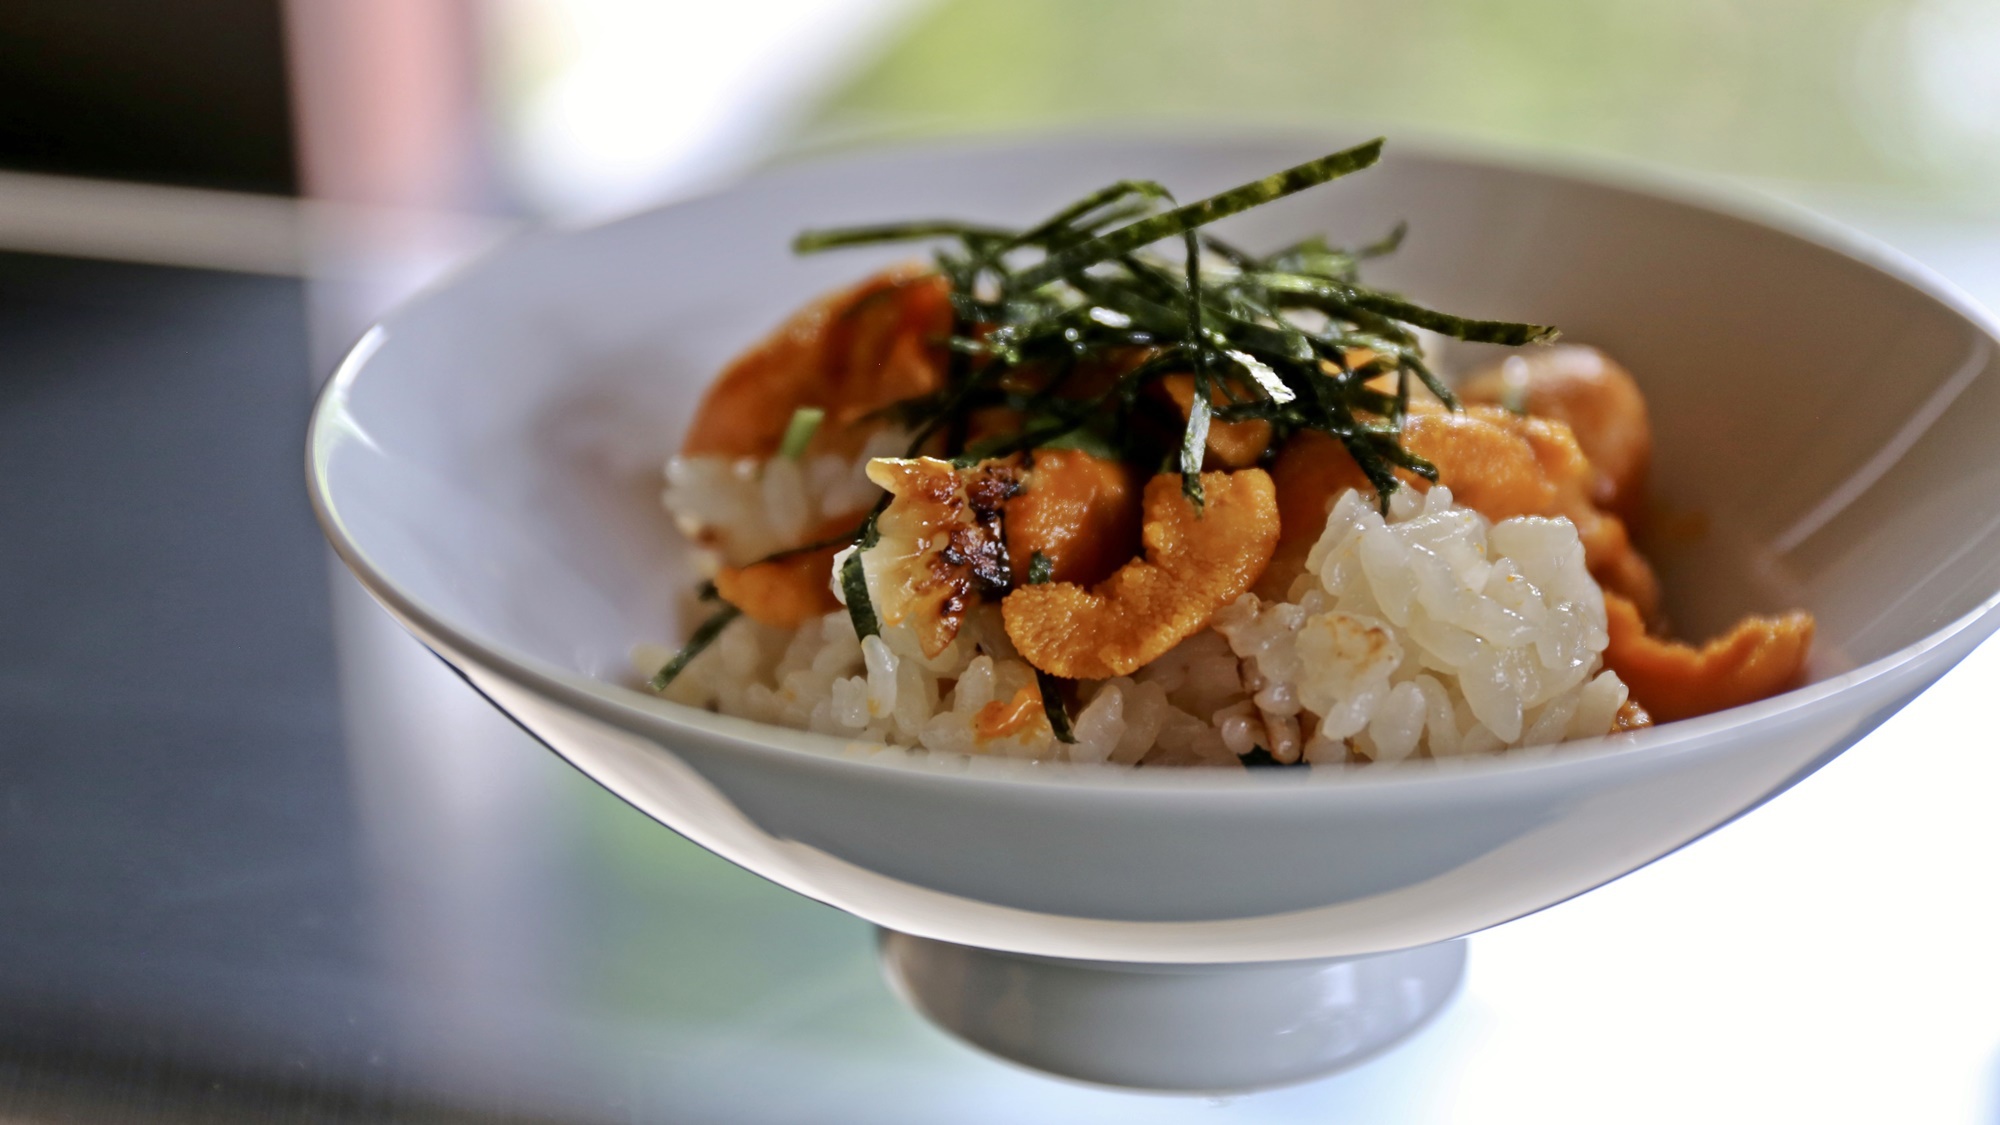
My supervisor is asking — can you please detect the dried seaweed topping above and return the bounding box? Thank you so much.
[793,137,1558,516]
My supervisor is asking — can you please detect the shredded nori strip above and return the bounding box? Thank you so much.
[1178,229,1211,509]
[838,494,895,641]
[1011,139,1386,290]
[839,549,877,640]
[743,524,869,567]
[649,604,742,692]
[1038,670,1076,745]
[793,220,1013,253]
[1023,556,1076,742]
[792,138,1553,514]
[1240,744,1307,769]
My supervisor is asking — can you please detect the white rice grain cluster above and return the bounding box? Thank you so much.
[646,461,1630,767]
[1213,485,1629,765]
[661,428,904,565]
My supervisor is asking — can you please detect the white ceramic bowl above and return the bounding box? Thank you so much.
[308,135,2000,966]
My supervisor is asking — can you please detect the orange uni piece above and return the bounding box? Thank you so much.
[711,515,855,629]
[1256,405,1661,620]
[1003,449,1143,588]
[1601,592,1814,722]
[682,267,951,459]
[1613,698,1654,731]
[1157,374,1275,469]
[1259,429,1376,601]
[1003,469,1279,680]
[1460,346,1652,528]
[975,684,1048,740]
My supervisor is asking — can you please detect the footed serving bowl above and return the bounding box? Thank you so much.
[308,135,2000,982]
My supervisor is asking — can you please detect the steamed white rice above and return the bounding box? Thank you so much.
[645,448,1630,767]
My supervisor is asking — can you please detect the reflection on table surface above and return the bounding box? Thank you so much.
[3,202,1998,1122]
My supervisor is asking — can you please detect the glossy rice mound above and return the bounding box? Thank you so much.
[647,451,1632,767]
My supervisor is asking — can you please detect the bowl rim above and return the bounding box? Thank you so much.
[306,128,2000,796]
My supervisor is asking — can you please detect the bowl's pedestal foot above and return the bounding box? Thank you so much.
[876,930,1467,1093]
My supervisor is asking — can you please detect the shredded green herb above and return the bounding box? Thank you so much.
[778,406,825,460]
[1026,550,1054,586]
[649,603,741,691]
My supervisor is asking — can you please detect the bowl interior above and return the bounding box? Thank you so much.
[313,135,2000,739]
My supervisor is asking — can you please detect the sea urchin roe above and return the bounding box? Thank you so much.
[1003,469,1279,680]
[1257,406,1663,621]
[1259,429,1376,601]
[1157,373,1275,469]
[1600,592,1813,722]
[1002,449,1142,587]
[712,514,856,628]
[681,267,951,460]
[975,683,1050,741]
[859,456,1020,657]
[1612,698,1654,731]
[1460,345,1652,528]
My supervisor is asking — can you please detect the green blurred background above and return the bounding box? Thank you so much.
[792,0,1999,215]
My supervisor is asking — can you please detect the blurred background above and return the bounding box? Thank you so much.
[3,2,1998,1122]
